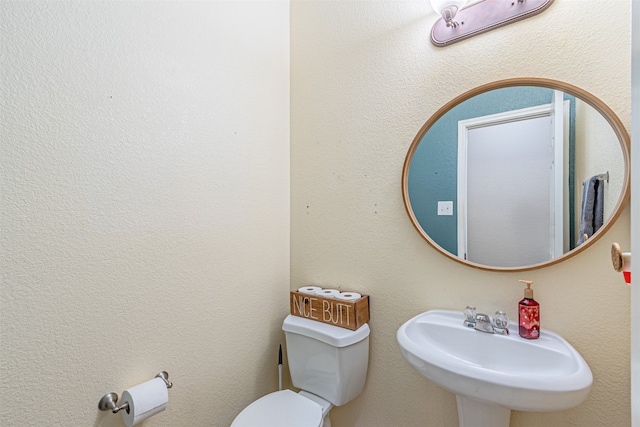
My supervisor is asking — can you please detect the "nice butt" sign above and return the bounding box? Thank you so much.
[290,291,369,330]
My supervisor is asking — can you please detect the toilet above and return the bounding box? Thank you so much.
[231,314,370,427]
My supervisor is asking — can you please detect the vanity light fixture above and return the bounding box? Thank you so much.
[429,0,468,28]
[430,0,554,47]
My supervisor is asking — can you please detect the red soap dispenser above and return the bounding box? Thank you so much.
[518,280,540,339]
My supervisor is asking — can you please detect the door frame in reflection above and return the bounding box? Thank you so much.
[456,96,570,267]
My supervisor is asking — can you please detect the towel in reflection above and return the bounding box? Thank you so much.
[577,175,604,245]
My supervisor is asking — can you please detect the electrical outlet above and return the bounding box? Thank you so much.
[437,201,453,216]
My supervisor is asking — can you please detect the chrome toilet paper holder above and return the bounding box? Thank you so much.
[98,371,173,414]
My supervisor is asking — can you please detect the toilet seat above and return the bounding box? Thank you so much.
[230,389,323,427]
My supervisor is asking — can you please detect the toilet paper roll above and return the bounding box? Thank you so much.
[120,377,169,427]
[316,288,341,299]
[335,292,361,301]
[297,286,322,294]
[623,253,632,284]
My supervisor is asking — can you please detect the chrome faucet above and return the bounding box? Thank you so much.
[464,309,509,335]
[474,313,495,333]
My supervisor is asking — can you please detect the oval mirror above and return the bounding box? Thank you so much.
[402,78,630,271]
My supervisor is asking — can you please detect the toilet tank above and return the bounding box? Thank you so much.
[282,315,370,406]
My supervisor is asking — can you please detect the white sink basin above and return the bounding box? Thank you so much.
[397,310,592,426]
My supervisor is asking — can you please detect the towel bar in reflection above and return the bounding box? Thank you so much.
[582,171,609,185]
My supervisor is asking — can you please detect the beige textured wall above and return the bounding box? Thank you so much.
[291,0,631,426]
[631,1,640,421]
[1,1,289,426]
[574,99,624,222]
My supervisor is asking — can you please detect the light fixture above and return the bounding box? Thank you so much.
[430,0,555,47]
[430,0,468,28]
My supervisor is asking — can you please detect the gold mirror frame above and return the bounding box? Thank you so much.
[402,78,630,272]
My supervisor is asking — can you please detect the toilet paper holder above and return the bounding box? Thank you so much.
[98,371,173,414]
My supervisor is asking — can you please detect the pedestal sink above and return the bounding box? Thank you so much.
[397,310,592,427]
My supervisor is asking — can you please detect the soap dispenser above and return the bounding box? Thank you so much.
[518,280,540,339]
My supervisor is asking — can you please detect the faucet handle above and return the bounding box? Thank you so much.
[463,306,477,327]
[492,311,509,335]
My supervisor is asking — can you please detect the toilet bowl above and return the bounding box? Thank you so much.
[231,315,370,427]
[230,389,326,427]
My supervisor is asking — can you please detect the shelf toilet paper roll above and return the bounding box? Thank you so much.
[297,286,322,295]
[120,377,169,427]
[622,253,632,284]
[335,292,361,301]
[315,288,341,299]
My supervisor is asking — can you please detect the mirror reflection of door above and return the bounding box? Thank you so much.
[457,94,567,267]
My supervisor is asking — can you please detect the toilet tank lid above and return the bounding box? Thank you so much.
[282,315,370,347]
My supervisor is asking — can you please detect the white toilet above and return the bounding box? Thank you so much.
[231,314,370,427]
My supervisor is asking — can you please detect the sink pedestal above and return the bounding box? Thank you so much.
[456,395,510,427]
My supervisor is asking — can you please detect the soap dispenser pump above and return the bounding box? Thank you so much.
[518,280,540,339]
